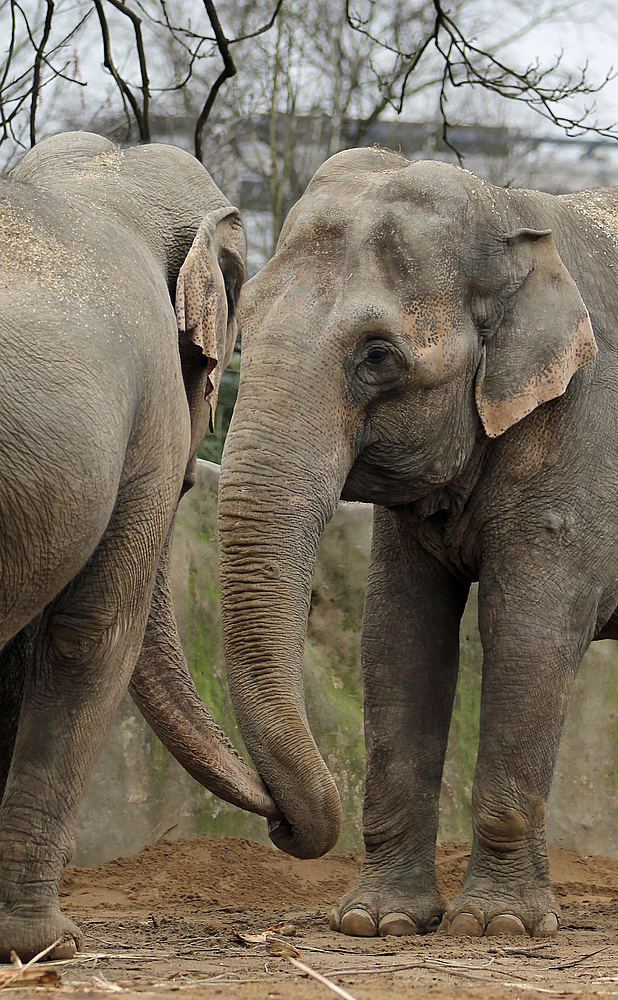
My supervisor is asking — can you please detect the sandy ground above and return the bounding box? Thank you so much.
[4,836,618,998]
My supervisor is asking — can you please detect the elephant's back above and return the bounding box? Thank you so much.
[0,177,179,393]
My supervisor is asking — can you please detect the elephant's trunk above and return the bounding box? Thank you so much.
[219,394,347,859]
[129,527,279,820]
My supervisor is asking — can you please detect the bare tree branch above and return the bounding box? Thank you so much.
[1,0,616,172]
[93,0,150,142]
[30,0,54,145]
[0,2,18,143]
[104,0,151,140]
[345,0,617,154]
[229,0,285,44]
[194,0,237,161]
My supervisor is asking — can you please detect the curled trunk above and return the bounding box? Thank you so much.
[129,528,279,820]
[219,403,346,859]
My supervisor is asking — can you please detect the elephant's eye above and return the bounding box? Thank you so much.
[365,344,389,365]
[355,338,404,388]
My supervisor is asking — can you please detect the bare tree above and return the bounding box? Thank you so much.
[0,0,281,167]
[0,0,615,173]
[186,0,617,254]
[346,0,616,153]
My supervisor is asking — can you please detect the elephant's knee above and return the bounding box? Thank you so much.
[46,610,114,668]
[472,788,545,854]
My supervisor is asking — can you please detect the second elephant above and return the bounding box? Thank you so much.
[219,148,615,939]
[0,131,277,963]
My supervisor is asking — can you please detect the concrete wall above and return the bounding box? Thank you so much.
[74,461,618,864]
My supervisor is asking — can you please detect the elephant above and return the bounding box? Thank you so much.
[217,145,616,939]
[0,130,279,963]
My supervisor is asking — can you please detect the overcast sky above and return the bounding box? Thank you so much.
[493,11,618,136]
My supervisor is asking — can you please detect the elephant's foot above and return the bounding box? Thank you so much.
[0,901,83,963]
[329,864,445,937]
[439,881,559,938]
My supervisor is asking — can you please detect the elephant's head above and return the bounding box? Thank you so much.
[11,130,244,490]
[218,148,597,857]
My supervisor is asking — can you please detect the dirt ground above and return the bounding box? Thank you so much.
[5,837,618,999]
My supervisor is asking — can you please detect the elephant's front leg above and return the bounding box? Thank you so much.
[330,507,469,937]
[441,552,592,938]
[0,488,170,963]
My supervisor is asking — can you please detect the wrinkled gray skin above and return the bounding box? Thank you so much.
[0,131,278,963]
[219,146,616,939]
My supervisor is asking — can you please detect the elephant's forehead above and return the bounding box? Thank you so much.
[281,191,466,302]
[308,157,473,218]
[242,164,480,334]
[285,172,471,269]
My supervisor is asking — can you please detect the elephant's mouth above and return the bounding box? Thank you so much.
[341,456,429,505]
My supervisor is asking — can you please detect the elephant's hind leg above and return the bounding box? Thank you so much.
[0,485,173,963]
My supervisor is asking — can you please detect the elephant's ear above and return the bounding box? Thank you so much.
[175,205,242,429]
[475,228,597,438]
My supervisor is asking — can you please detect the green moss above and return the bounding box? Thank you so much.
[304,524,367,851]
[304,639,365,852]
[146,731,169,777]
[193,791,270,844]
[604,659,618,791]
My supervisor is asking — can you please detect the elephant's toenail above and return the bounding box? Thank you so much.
[328,908,341,931]
[536,913,559,937]
[447,912,484,936]
[378,912,417,936]
[340,908,378,937]
[426,915,442,933]
[485,914,527,936]
[51,936,78,959]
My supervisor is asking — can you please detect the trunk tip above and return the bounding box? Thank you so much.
[267,801,342,859]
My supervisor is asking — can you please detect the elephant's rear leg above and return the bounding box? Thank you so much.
[0,492,172,962]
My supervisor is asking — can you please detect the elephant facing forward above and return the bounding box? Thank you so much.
[218,147,615,938]
[0,131,278,962]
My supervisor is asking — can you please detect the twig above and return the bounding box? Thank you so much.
[92,0,141,139]
[103,0,151,141]
[230,0,284,44]
[194,0,236,161]
[486,984,580,995]
[0,937,64,990]
[288,957,360,1000]
[267,937,360,1000]
[490,943,554,957]
[29,0,54,146]
[547,945,610,971]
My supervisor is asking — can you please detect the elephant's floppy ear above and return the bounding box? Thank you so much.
[475,228,597,438]
[175,205,241,430]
